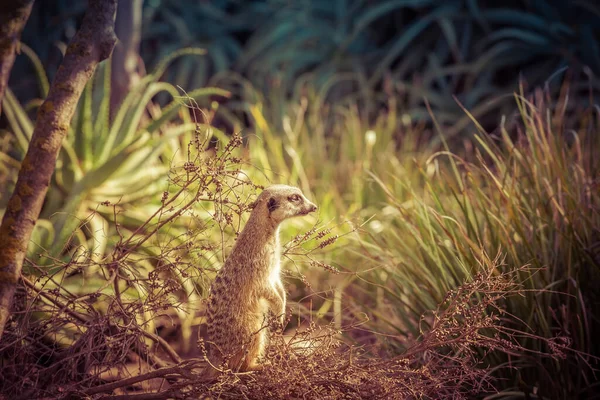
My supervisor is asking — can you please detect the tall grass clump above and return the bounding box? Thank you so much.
[353,85,600,398]
[232,79,599,397]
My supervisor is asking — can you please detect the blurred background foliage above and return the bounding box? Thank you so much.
[1,0,600,398]
[11,0,600,135]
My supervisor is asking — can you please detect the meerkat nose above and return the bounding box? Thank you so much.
[308,203,317,212]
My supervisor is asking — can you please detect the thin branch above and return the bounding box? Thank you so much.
[99,391,179,400]
[21,275,90,324]
[84,361,202,396]
[140,330,183,364]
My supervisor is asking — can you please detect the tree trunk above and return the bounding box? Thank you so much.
[0,0,117,339]
[0,0,35,116]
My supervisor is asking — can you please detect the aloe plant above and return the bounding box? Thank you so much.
[1,48,229,263]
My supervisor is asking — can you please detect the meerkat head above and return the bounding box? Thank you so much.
[251,185,317,225]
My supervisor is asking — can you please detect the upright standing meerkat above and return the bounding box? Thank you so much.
[204,184,317,375]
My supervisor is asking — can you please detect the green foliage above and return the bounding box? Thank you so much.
[364,93,598,398]
[2,2,599,396]
[2,80,593,397]
[239,81,599,397]
[0,49,229,263]
[19,1,600,138]
[138,0,600,138]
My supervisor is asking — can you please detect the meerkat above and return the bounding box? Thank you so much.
[203,184,317,376]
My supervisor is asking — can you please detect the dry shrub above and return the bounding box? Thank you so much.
[0,109,257,398]
[0,247,569,399]
[192,260,568,400]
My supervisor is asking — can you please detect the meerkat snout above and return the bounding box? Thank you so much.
[303,202,318,214]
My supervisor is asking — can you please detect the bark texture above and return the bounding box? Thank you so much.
[0,0,35,115]
[0,0,117,338]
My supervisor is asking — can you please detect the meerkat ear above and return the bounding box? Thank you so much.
[267,197,279,213]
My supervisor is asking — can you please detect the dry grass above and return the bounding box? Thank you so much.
[0,249,568,399]
[198,261,566,400]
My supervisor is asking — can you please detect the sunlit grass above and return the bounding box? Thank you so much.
[239,82,599,398]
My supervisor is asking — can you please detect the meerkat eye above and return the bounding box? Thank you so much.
[288,194,301,202]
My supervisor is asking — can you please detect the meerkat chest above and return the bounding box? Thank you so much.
[266,238,282,288]
[268,256,281,288]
